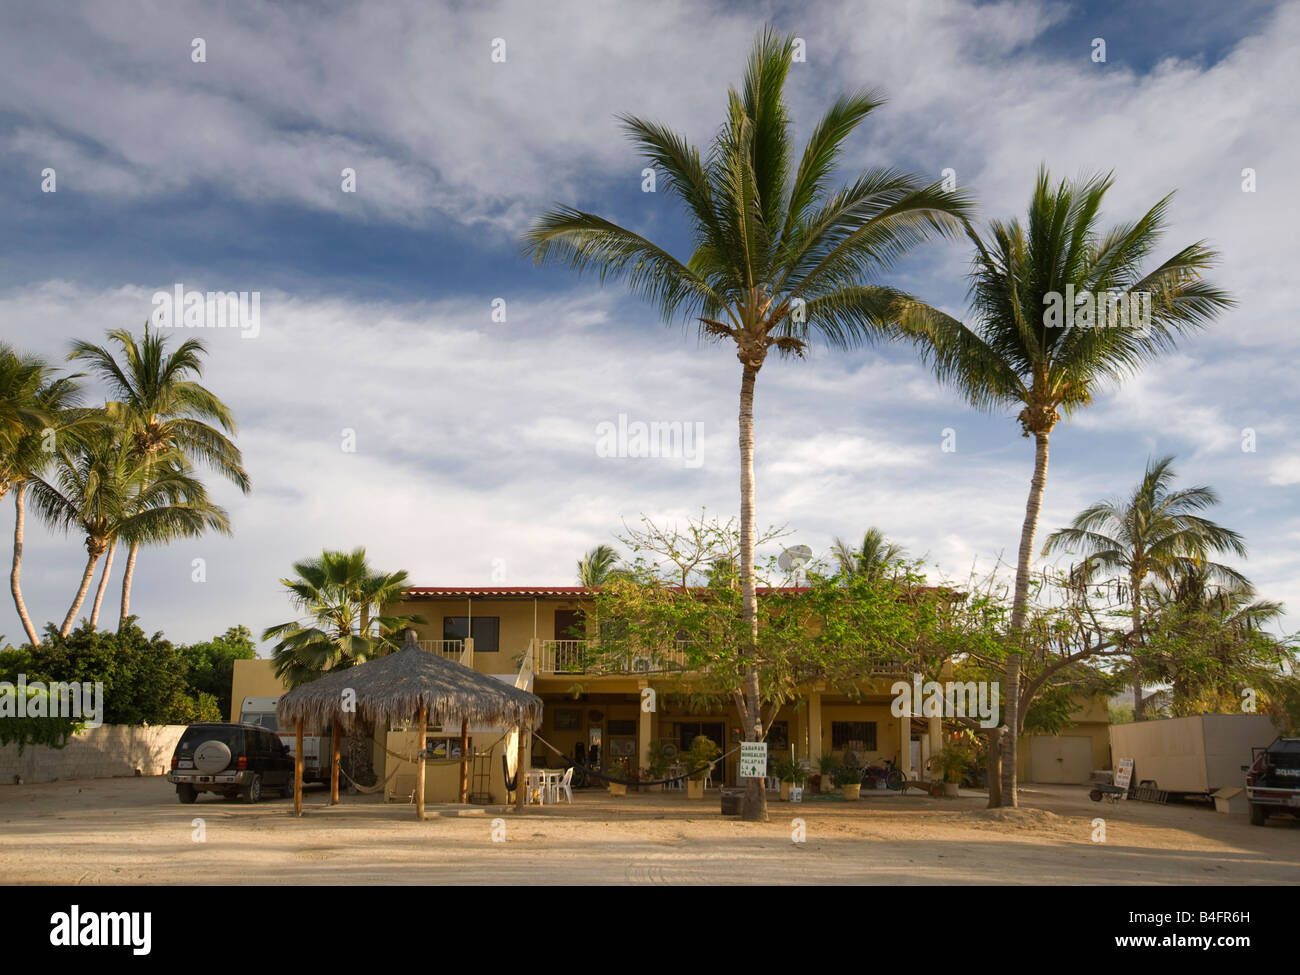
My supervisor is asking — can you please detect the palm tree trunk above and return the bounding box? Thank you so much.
[61,548,101,637]
[737,361,768,823]
[1003,430,1051,807]
[10,482,41,646]
[1131,571,1145,721]
[89,538,117,630]
[118,539,139,631]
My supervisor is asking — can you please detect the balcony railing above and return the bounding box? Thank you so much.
[534,639,690,675]
[418,638,474,668]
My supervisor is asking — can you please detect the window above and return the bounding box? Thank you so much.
[832,721,876,751]
[767,721,789,749]
[443,616,500,653]
[607,719,636,736]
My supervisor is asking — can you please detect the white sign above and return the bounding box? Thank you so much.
[739,741,768,779]
[1115,758,1134,792]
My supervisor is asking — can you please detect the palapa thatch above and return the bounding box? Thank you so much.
[276,631,543,732]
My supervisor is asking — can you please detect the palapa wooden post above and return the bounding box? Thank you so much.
[294,718,304,816]
[415,705,427,821]
[514,724,529,812]
[330,723,341,805]
[458,718,469,803]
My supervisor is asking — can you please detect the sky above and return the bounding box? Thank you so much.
[0,0,1296,652]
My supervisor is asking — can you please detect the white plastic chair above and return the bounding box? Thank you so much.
[553,767,574,804]
[525,769,546,805]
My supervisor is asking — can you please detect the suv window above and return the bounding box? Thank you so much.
[177,725,244,755]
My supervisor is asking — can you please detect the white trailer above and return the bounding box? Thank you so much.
[238,696,328,783]
[1108,713,1282,796]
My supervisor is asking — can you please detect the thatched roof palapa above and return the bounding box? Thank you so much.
[276,631,543,732]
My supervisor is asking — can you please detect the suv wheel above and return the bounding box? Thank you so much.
[177,783,198,804]
[243,774,263,804]
[1249,803,1267,826]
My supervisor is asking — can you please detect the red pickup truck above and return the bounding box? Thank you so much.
[1244,736,1300,826]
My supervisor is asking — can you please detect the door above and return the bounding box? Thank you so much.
[1029,735,1092,784]
[677,721,726,785]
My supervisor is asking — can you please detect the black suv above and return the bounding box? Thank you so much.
[1244,736,1300,825]
[168,722,294,804]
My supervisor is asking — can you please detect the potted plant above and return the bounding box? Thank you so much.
[681,735,720,800]
[930,741,976,797]
[834,762,864,800]
[645,739,673,786]
[605,753,629,797]
[817,754,837,794]
[772,756,809,801]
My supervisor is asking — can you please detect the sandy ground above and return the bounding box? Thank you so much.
[4,776,1299,884]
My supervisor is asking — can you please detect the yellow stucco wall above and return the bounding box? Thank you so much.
[229,658,290,721]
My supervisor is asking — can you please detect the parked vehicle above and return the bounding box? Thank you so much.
[238,695,328,784]
[167,722,294,804]
[1244,736,1300,826]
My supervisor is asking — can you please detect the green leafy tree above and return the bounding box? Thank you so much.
[901,169,1233,805]
[526,29,970,821]
[175,625,257,719]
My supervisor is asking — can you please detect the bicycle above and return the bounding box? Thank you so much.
[862,757,906,791]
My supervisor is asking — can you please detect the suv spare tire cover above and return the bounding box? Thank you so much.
[193,740,233,773]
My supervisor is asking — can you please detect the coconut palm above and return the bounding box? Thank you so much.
[263,548,426,687]
[1,348,94,644]
[577,544,621,587]
[831,527,905,582]
[901,169,1232,803]
[525,28,970,820]
[31,432,230,634]
[1043,455,1247,721]
[68,325,249,628]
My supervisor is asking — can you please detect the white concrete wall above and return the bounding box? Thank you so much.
[0,724,187,784]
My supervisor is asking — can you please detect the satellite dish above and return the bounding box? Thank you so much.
[778,544,813,573]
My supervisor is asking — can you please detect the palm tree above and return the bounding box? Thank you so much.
[68,325,249,628]
[525,28,970,820]
[262,548,426,687]
[901,169,1232,804]
[831,527,905,582]
[1043,455,1247,721]
[577,544,621,587]
[30,433,228,634]
[1,347,91,644]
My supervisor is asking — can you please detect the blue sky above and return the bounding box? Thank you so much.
[1,0,1297,649]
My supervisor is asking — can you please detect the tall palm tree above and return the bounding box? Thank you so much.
[1,347,92,644]
[30,434,229,635]
[1044,455,1247,721]
[263,548,426,687]
[901,169,1232,804]
[577,544,621,587]
[831,527,905,582]
[69,325,249,628]
[525,28,970,820]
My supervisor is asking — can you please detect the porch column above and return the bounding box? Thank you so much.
[638,680,652,777]
[794,698,809,764]
[899,713,913,778]
[808,688,823,767]
[928,715,943,779]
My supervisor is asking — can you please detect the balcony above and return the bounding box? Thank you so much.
[533,639,690,676]
[418,638,474,668]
